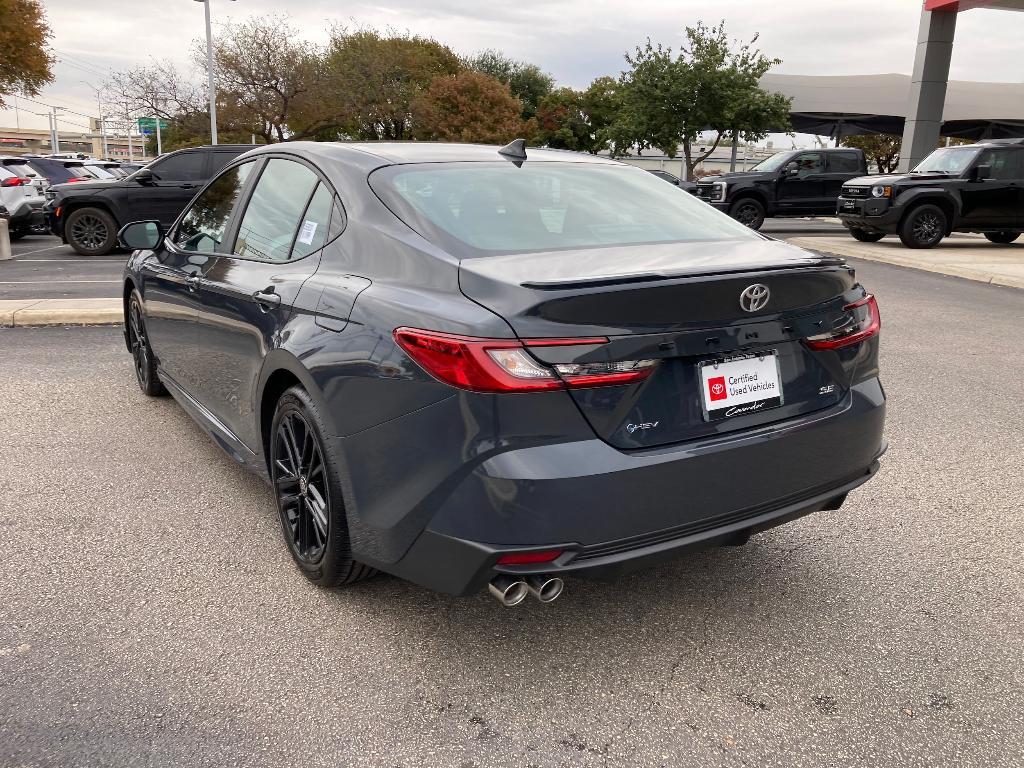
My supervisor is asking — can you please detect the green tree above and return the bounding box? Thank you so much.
[325,28,462,140]
[582,76,630,156]
[842,134,901,173]
[0,0,54,108]
[465,50,553,120]
[412,71,528,144]
[615,22,791,179]
[534,88,591,151]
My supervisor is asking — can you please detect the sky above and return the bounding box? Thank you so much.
[8,0,1024,145]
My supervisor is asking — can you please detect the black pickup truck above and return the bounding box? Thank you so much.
[695,148,869,230]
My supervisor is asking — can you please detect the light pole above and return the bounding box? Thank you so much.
[194,0,235,146]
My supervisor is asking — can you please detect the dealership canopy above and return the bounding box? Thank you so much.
[760,72,1024,139]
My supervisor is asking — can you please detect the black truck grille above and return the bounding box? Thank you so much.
[842,186,870,199]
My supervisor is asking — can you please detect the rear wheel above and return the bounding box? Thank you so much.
[270,387,376,587]
[899,204,947,249]
[984,231,1021,244]
[65,206,118,256]
[848,228,885,243]
[729,198,765,230]
[127,291,167,397]
[8,224,27,241]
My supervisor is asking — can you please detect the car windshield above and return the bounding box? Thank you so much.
[370,161,758,255]
[912,147,980,175]
[746,152,795,172]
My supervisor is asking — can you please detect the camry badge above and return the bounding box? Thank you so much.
[739,284,770,313]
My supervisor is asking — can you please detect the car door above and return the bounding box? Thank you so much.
[822,152,863,210]
[141,160,258,397]
[1005,148,1024,230]
[126,150,207,227]
[776,152,827,213]
[960,149,1019,227]
[193,156,335,452]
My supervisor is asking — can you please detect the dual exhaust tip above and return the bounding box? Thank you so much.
[489,574,564,606]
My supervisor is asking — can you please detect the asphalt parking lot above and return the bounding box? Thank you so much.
[2,259,1023,767]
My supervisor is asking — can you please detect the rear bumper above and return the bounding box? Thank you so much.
[8,200,45,229]
[340,377,887,596]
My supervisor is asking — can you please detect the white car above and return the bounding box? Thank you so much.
[0,165,46,240]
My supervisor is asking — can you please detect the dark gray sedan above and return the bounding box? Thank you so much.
[120,140,886,606]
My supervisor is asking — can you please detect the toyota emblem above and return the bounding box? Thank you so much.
[739,284,770,313]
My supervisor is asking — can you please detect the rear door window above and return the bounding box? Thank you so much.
[290,183,334,259]
[827,153,861,173]
[152,152,206,182]
[232,158,319,261]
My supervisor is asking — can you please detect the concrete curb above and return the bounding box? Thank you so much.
[786,237,1024,290]
[0,298,122,327]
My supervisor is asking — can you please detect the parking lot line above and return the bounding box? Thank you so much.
[8,244,69,257]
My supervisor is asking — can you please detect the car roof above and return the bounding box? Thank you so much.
[245,140,621,167]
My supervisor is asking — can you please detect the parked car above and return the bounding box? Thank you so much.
[88,161,130,179]
[47,144,254,255]
[24,157,97,186]
[0,155,49,196]
[646,168,699,194]
[695,148,870,229]
[837,139,1024,248]
[0,165,46,240]
[119,140,886,604]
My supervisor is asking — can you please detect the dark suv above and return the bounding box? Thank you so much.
[47,145,254,255]
[695,148,869,230]
[837,139,1024,248]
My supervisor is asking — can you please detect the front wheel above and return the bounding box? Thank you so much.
[899,204,947,249]
[65,206,118,256]
[270,387,376,588]
[849,228,886,243]
[984,231,1021,244]
[729,198,765,230]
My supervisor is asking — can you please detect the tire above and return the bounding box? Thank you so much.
[270,386,376,587]
[127,290,167,397]
[65,206,118,256]
[984,231,1021,244]
[8,225,27,241]
[848,228,885,243]
[729,197,766,230]
[899,204,947,249]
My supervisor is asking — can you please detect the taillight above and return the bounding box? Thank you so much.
[393,328,657,393]
[0,177,28,187]
[805,294,880,350]
[67,177,87,182]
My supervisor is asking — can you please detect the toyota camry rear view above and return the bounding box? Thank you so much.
[120,140,885,606]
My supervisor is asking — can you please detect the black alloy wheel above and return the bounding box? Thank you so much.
[66,207,117,256]
[848,228,886,243]
[269,387,376,586]
[729,198,765,230]
[128,292,166,397]
[984,231,1021,244]
[899,204,947,249]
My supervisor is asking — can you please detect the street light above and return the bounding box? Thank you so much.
[194,0,235,146]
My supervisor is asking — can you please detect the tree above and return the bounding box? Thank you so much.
[0,0,54,108]
[465,50,553,120]
[204,15,332,143]
[842,134,901,173]
[614,22,791,179]
[582,76,630,156]
[412,71,528,144]
[325,28,462,140]
[534,88,592,151]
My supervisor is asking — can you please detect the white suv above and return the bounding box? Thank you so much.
[0,165,46,240]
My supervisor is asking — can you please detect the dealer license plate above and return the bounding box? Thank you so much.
[698,353,784,422]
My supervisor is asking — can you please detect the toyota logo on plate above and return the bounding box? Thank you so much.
[739,284,770,313]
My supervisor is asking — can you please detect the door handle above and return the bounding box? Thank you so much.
[181,183,197,190]
[186,275,201,292]
[253,287,281,310]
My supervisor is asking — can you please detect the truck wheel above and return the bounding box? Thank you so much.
[729,198,765,230]
[898,204,946,249]
[7,224,27,241]
[984,231,1021,244]
[65,206,118,256]
[848,228,885,243]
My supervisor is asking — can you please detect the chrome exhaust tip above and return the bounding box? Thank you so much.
[525,574,564,603]
[488,575,529,607]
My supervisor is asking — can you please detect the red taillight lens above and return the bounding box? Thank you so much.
[67,177,87,182]
[393,328,657,393]
[805,294,881,350]
[496,549,564,565]
[0,177,27,187]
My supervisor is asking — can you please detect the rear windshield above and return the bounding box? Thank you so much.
[370,161,757,255]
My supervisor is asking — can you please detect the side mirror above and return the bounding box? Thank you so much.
[784,163,799,177]
[118,220,163,250]
[970,165,991,182]
[134,167,155,184]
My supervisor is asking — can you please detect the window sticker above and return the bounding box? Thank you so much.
[298,220,318,245]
